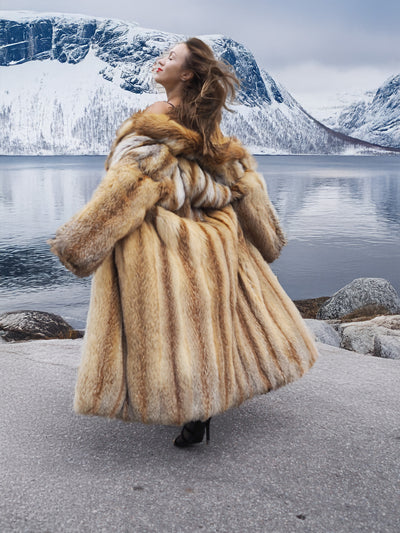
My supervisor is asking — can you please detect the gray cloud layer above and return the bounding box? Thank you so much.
[1,0,399,106]
[2,0,399,69]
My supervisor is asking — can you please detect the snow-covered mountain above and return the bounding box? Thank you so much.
[321,75,400,149]
[302,89,375,126]
[0,11,397,155]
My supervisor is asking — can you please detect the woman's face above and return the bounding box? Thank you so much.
[153,43,192,90]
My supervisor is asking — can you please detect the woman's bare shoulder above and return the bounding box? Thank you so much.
[143,101,173,115]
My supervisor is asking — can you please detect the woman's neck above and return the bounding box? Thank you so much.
[165,87,183,107]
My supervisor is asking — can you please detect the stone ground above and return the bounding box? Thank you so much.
[1,339,399,533]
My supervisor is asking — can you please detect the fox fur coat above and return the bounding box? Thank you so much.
[49,111,318,426]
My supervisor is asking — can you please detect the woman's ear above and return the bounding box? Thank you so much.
[181,70,194,82]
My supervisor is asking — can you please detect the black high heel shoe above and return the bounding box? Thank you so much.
[173,418,211,447]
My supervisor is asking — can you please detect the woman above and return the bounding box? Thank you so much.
[49,38,318,448]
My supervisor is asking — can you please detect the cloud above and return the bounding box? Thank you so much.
[1,0,399,107]
[272,61,397,116]
[259,23,400,70]
[2,1,399,72]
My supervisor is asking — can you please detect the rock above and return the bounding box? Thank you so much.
[0,311,83,342]
[304,319,341,347]
[374,335,400,360]
[368,315,400,330]
[316,278,400,320]
[338,315,400,356]
[339,323,382,354]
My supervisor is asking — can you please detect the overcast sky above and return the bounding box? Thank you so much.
[1,0,399,115]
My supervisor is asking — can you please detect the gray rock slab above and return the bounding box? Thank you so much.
[304,319,341,347]
[1,339,400,533]
[339,317,400,356]
[339,323,382,354]
[368,315,400,330]
[317,277,400,319]
[374,334,400,360]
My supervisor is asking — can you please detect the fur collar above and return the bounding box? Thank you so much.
[105,111,255,176]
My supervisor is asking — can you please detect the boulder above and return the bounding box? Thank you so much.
[374,335,400,360]
[316,278,400,320]
[339,323,383,355]
[338,315,400,357]
[0,311,83,342]
[304,319,341,347]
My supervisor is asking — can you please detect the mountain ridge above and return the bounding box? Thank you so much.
[322,75,400,148]
[0,11,398,155]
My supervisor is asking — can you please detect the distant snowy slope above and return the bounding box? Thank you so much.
[0,11,396,155]
[0,51,156,154]
[320,76,400,148]
[303,89,375,126]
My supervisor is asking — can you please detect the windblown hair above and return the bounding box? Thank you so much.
[170,38,239,156]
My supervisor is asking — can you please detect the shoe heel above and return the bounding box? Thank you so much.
[205,418,211,445]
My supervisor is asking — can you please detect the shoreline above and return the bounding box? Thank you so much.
[2,276,400,359]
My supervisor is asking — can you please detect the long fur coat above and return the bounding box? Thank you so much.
[49,111,318,426]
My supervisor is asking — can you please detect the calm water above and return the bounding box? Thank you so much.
[1,155,399,329]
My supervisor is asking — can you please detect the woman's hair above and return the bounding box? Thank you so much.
[171,38,239,156]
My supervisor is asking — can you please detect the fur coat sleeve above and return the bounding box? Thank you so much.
[49,111,286,277]
[234,170,287,263]
[48,161,165,277]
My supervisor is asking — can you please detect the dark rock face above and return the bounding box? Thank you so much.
[373,75,400,107]
[211,37,270,106]
[261,70,283,103]
[0,14,274,106]
[316,278,400,320]
[0,17,96,65]
[0,311,83,342]
[53,20,96,64]
[0,18,53,64]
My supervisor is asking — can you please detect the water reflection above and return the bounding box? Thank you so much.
[258,155,400,299]
[0,156,103,244]
[261,156,400,230]
[1,154,399,327]
[0,156,103,327]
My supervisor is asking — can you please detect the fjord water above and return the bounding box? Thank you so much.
[1,155,399,329]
